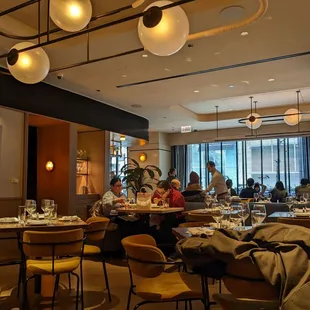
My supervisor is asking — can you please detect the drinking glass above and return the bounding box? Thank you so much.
[230,205,243,228]
[252,204,266,226]
[286,196,294,216]
[25,200,36,219]
[204,195,212,210]
[18,206,26,225]
[224,195,232,208]
[266,193,272,203]
[240,202,250,230]
[254,193,259,203]
[303,193,309,204]
[210,203,224,229]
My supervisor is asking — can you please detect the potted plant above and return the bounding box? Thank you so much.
[120,158,162,196]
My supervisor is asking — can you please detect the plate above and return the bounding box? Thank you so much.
[0,217,19,223]
[27,220,49,226]
[59,216,79,222]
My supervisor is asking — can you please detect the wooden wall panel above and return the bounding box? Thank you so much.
[0,198,23,217]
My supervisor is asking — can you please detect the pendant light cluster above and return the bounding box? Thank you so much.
[239,91,308,130]
[6,0,189,84]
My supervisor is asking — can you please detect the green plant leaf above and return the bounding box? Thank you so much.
[145,169,155,179]
[143,183,154,190]
[128,158,140,168]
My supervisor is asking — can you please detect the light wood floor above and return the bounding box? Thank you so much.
[0,259,226,309]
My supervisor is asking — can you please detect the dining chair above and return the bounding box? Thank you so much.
[277,217,310,228]
[122,234,211,310]
[22,229,85,310]
[0,233,23,297]
[80,216,111,307]
[179,221,210,228]
[213,294,280,310]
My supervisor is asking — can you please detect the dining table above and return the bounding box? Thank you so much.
[0,217,88,298]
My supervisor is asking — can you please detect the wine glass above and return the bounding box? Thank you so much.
[286,196,294,217]
[252,204,266,227]
[210,203,224,229]
[303,193,309,204]
[224,195,232,208]
[266,193,272,203]
[204,195,212,210]
[254,193,259,203]
[230,205,243,228]
[240,202,250,230]
[26,200,36,219]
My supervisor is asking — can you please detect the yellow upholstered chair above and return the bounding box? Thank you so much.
[22,229,84,310]
[122,234,210,310]
[81,217,111,306]
[213,294,280,310]
[277,217,310,228]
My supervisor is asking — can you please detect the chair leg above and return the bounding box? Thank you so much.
[80,261,84,310]
[101,258,111,302]
[176,301,179,309]
[189,300,193,310]
[68,272,72,290]
[133,300,150,309]
[185,300,188,310]
[52,275,60,310]
[17,263,22,297]
[71,272,80,310]
[201,275,209,310]
[219,279,222,293]
[126,287,132,310]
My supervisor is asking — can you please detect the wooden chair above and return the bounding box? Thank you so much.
[122,234,211,310]
[22,229,84,310]
[277,217,310,228]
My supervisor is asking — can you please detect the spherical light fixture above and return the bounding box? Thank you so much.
[50,0,92,32]
[46,161,55,172]
[139,153,147,162]
[284,108,301,126]
[138,0,189,56]
[6,42,50,84]
[246,113,262,129]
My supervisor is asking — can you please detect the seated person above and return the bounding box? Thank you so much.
[226,179,237,196]
[254,182,267,196]
[239,178,256,198]
[271,181,288,203]
[295,178,310,199]
[166,167,177,184]
[182,171,205,202]
[171,178,181,191]
[91,177,126,216]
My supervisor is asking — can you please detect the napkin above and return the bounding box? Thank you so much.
[187,227,215,237]
[59,216,79,221]
[0,217,19,223]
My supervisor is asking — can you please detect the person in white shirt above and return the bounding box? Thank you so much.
[206,161,228,199]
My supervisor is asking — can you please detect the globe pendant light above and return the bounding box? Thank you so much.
[284,108,301,126]
[138,0,189,56]
[6,42,50,84]
[246,113,262,130]
[50,0,92,32]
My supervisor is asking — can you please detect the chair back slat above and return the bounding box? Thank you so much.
[122,234,166,278]
[23,229,84,258]
[86,217,110,241]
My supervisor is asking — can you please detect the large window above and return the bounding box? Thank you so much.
[172,137,310,194]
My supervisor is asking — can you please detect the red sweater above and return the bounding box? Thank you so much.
[152,189,185,209]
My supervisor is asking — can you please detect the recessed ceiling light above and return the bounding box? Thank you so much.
[194,90,200,93]
[241,31,249,36]
[131,104,143,108]
[211,84,219,87]
[186,57,192,62]
[142,54,148,58]
[164,68,171,72]
[268,78,275,82]
[241,80,250,85]
[214,52,221,56]
[122,74,127,78]
[229,85,234,88]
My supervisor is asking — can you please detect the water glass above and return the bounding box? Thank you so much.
[254,193,259,203]
[18,206,26,225]
[224,195,232,208]
[240,202,250,230]
[204,195,212,209]
[211,203,224,229]
[51,204,58,220]
[286,196,294,216]
[252,204,266,226]
[230,205,243,227]
[25,200,37,219]
[266,193,272,203]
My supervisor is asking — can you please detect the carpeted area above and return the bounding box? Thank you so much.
[0,259,226,309]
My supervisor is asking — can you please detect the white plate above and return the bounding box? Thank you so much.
[27,220,49,226]
[58,216,79,222]
[0,217,19,223]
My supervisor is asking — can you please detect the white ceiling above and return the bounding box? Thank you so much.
[1,0,310,134]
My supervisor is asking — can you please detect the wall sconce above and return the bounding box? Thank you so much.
[120,134,126,141]
[139,153,147,162]
[46,161,55,172]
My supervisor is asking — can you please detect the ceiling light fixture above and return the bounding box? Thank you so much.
[6,42,50,84]
[268,78,275,82]
[142,54,148,58]
[120,135,126,141]
[229,85,234,88]
[239,90,309,131]
[50,0,93,32]
[122,74,127,78]
[240,31,249,36]
[138,1,189,56]
[194,90,199,93]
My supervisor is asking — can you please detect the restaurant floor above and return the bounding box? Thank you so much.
[0,259,226,309]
